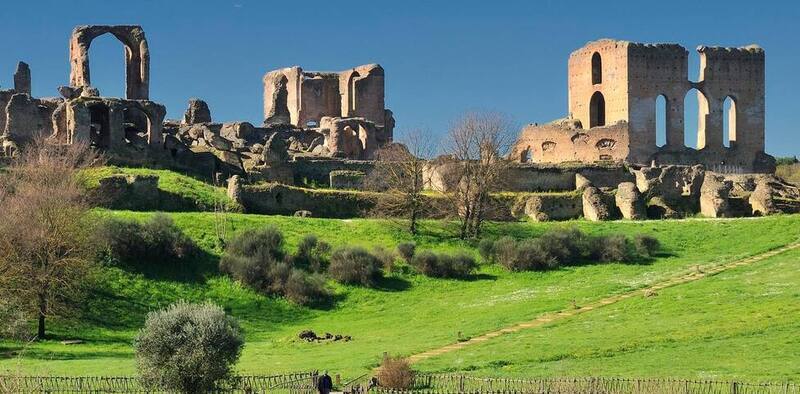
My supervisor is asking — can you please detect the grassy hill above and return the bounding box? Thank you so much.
[2,211,799,382]
[414,247,800,382]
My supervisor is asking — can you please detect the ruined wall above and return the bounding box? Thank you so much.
[568,40,630,129]
[298,72,340,127]
[625,43,689,159]
[696,46,765,156]
[525,39,769,173]
[511,120,630,165]
[263,64,388,127]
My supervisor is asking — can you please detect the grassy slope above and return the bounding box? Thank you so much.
[1,212,799,380]
[414,248,800,382]
[80,166,238,211]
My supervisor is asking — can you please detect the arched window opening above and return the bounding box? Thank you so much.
[123,106,150,145]
[683,88,709,149]
[87,33,127,98]
[723,96,736,148]
[591,52,602,85]
[656,95,667,147]
[589,91,606,127]
[88,104,111,150]
[520,146,532,163]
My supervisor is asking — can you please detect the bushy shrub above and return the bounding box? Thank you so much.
[134,301,243,393]
[396,242,416,263]
[591,234,636,262]
[220,227,330,306]
[633,234,660,257]
[537,227,587,263]
[328,247,383,287]
[95,213,196,266]
[283,270,330,306]
[492,236,518,266]
[290,234,330,272]
[376,354,415,389]
[372,246,397,271]
[411,251,476,278]
[219,226,285,291]
[478,238,495,262]
[504,239,558,271]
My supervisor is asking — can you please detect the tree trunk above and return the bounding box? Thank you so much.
[37,292,47,340]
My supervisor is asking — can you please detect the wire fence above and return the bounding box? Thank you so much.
[0,371,318,393]
[369,374,800,394]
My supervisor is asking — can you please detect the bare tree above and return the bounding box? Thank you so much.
[368,129,436,234]
[439,112,514,239]
[0,138,101,339]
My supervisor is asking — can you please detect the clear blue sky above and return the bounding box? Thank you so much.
[0,0,798,156]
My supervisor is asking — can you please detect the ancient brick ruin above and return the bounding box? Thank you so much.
[1,26,797,220]
[511,39,772,173]
[263,64,394,159]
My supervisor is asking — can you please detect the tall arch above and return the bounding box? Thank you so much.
[591,52,602,85]
[683,88,710,149]
[69,25,150,100]
[589,91,605,127]
[655,94,667,147]
[723,96,737,148]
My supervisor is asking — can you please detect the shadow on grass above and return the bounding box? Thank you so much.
[374,276,412,292]
[113,247,219,284]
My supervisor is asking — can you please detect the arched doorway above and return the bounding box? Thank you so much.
[589,91,606,127]
[591,52,602,85]
[87,103,111,150]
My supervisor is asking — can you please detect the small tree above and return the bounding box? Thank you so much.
[438,112,513,239]
[369,129,434,234]
[135,301,244,393]
[0,139,100,339]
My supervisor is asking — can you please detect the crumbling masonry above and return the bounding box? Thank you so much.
[511,39,772,173]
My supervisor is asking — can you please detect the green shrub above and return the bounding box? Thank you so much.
[478,238,495,262]
[134,301,243,393]
[219,227,285,291]
[411,251,476,278]
[373,246,397,271]
[220,227,330,306]
[591,234,636,262]
[507,239,558,271]
[633,234,660,257]
[283,270,330,306]
[328,246,383,286]
[95,213,196,266]
[396,242,416,263]
[492,236,518,266]
[290,234,330,272]
[538,227,587,263]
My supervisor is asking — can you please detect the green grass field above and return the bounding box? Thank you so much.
[1,209,799,382]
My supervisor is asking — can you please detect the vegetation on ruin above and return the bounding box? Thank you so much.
[1,211,799,383]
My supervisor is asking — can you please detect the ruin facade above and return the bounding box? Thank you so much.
[263,64,393,159]
[511,39,771,173]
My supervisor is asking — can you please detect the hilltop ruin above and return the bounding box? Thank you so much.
[0,26,797,220]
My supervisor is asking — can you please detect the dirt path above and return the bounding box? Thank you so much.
[407,240,800,363]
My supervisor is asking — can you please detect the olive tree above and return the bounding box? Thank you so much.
[134,301,244,393]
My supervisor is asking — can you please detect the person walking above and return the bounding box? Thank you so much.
[317,370,333,394]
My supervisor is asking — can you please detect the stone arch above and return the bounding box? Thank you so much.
[589,91,605,127]
[591,52,602,85]
[723,95,737,148]
[69,25,149,100]
[86,102,111,149]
